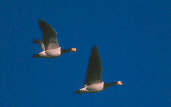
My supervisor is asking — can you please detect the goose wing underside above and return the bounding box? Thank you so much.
[85,46,103,85]
[39,19,59,50]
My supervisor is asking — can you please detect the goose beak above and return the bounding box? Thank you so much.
[116,81,123,85]
[71,48,77,52]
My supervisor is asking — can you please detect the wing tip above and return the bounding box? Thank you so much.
[91,45,99,55]
[92,45,98,51]
[38,18,47,25]
[32,40,42,44]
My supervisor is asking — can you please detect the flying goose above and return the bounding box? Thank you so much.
[76,46,123,93]
[33,19,77,58]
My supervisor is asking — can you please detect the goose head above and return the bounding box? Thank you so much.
[71,48,77,52]
[116,81,124,85]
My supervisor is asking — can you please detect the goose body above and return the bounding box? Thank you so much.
[76,46,123,94]
[79,81,104,93]
[33,19,76,58]
[46,47,61,56]
[36,47,61,58]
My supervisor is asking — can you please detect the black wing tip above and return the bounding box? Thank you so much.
[92,45,98,48]
[38,19,47,25]
[39,18,45,22]
[91,45,99,55]
[92,45,99,51]
[32,40,42,44]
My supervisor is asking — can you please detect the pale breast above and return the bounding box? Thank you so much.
[87,82,104,91]
[47,47,61,56]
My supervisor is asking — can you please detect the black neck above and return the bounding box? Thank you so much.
[104,82,118,89]
[61,48,73,54]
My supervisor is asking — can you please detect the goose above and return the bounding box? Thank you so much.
[76,46,123,94]
[33,19,77,58]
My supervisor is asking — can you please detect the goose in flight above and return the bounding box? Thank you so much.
[76,46,123,93]
[33,19,77,58]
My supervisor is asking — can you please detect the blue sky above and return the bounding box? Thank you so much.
[0,0,171,107]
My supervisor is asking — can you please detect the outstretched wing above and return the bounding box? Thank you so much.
[39,19,59,50]
[85,46,103,85]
